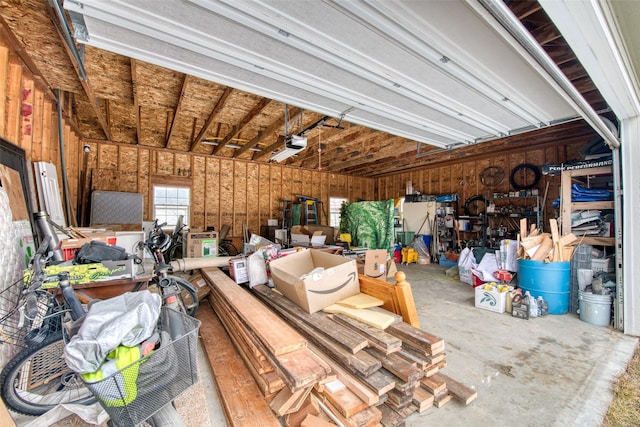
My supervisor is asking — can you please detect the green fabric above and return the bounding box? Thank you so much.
[339,200,394,253]
[82,345,143,407]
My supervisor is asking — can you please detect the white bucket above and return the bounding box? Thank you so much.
[579,291,612,326]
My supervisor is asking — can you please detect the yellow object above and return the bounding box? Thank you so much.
[339,233,352,249]
[401,247,418,264]
[483,284,494,291]
[323,304,396,330]
[337,293,384,309]
[82,345,143,407]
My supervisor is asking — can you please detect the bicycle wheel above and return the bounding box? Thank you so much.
[150,276,199,317]
[0,331,96,415]
[220,241,239,256]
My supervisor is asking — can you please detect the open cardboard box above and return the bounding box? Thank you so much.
[269,249,359,313]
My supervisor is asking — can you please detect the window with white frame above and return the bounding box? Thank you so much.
[153,185,190,227]
[329,197,348,228]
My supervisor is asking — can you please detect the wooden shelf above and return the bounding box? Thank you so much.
[561,166,614,246]
[571,201,614,210]
[580,237,615,246]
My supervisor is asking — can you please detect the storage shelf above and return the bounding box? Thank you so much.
[571,201,614,210]
[579,236,615,246]
[561,165,614,246]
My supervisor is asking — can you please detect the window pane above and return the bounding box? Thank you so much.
[153,185,190,226]
[329,197,348,228]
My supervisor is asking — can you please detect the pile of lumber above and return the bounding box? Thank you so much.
[198,266,476,426]
[199,268,331,426]
[518,218,578,262]
[253,284,477,426]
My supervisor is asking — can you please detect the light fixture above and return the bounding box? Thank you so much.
[270,135,307,163]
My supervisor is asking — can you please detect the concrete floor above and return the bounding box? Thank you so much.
[192,262,639,426]
[15,263,639,426]
[399,263,638,427]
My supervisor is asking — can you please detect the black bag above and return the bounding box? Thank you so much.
[74,240,129,264]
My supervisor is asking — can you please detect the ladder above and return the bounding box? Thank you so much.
[297,195,319,225]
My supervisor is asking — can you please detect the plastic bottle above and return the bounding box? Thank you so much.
[526,291,538,318]
[537,296,548,317]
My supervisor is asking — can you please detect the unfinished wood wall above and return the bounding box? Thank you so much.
[0,41,83,224]
[376,142,585,227]
[87,142,376,235]
[0,38,375,235]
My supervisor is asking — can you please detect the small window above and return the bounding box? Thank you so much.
[153,185,190,226]
[329,197,348,228]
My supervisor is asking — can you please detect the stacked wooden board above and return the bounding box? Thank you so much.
[198,267,477,426]
[518,218,579,262]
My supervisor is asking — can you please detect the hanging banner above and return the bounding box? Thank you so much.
[541,156,612,176]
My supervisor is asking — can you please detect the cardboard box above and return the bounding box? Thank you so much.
[185,231,218,258]
[475,285,507,313]
[364,249,388,279]
[269,249,359,313]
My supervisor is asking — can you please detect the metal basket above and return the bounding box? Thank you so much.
[83,307,201,427]
[0,278,56,351]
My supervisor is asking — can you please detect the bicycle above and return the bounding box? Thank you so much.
[163,215,188,262]
[0,229,200,423]
[217,224,239,257]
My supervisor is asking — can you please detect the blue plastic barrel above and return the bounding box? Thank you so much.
[517,260,570,314]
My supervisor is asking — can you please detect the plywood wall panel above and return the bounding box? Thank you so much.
[282,167,293,203]
[6,59,22,145]
[219,159,235,232]
[138,148,150,215]
[259,164,271,225]
[246,163,260,232]
[98,144,118,170]
[301,169,313,198]
[191,155,206,228]
[0,45,8,137]
[270,166,282,221]
[205,157,220,230]
[175,153,191,177]
[233,161,247,235]
[21,78,35,150]
[156,151,174,175]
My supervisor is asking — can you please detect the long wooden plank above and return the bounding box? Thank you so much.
[209,285,330,391]
[412,386,434,412]
[354,368,397,397]
[197,301,281,427]
[309,346,379,406]
[386,322,444,355]
[270,386,312,416]
[207,295,284,395]
[252,285,381,377]
[253,285,369,354]
[202,267,307,355]
[420,374,446,395]
[432,373,477,405]
[365,348,422,384]
[321,383,369,418]
[331,313,402,354]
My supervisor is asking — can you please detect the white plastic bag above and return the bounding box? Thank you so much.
[458,247,476,285]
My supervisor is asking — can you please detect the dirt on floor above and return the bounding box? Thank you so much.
[603,342,640,426]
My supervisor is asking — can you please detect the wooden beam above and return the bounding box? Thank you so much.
[166,74,190,148]
[197,301,281,427]
[235,106,301,157]
[191,86,233,151]
[130,59,141,144]
[213,97,271,155]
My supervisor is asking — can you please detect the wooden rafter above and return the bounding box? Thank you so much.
[212,97,270,155]
[130,58,141,144]
[166,74,190,148]
[298,126,372,167]
[234,106,301,157]
[190,86,233,151]
[45,13,112,140]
